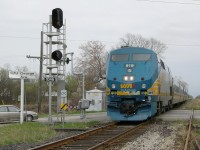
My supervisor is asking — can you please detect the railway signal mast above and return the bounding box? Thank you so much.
[42,8,68,124]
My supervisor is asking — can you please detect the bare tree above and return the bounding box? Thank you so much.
[15,66,29,72]
[179,80,188,94]
[117,33,167,57]
[174,76,188,94]
[75,41,107,89]
[147,38,166,57]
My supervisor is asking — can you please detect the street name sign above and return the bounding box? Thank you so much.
[9,71,36,79]
[9,70,36,124]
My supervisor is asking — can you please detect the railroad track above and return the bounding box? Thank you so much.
[29,121,151,150]
[184,110,200,150]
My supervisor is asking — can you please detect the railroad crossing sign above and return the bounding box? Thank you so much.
[60,103,68,110]
[61,90,67,98]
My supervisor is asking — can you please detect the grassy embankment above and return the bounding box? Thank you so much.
[179,98,200,110]
[0,121,100,147]
[174,98,200,149]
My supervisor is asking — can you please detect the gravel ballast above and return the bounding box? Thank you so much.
[121,121,183,150]
[1,121,184,150]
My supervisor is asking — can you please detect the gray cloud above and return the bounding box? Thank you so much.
[0,0,199,97]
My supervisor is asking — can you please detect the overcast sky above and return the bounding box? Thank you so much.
[0,0,199,97]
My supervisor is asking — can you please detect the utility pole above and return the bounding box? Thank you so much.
[39,31,43,113]
[26,31,44,113]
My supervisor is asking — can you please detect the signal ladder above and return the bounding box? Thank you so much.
[42,20,67,82]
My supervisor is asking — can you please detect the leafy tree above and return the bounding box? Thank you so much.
[65,74,79,98]
[0,68,13,103]
[25,81,38,104]
[65,74,80,106]
[0,66,39,105]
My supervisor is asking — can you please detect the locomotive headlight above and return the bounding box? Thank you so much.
[123,76,134,81]
[123,76,129,81]
[129,76,134,81]
[142,84,146,88]
[111,84,116,89]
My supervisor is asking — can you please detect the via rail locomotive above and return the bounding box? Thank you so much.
[106,47,188,121]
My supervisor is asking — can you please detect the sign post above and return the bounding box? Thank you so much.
[9,71,36,124]
[60,90,67,128]
[20,78,24,124]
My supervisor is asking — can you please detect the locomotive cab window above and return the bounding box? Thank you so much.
[111,54,129,62]
[131,54,151,61]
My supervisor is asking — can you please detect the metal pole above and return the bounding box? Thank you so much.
[48,15,53,125]
[71,53,73,74]
[38,31,43,113]
[82,71,85,119]
[82,71,85,99]
[20,78,24,124]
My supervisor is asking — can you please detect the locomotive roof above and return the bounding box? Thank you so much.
[110,47,156,54]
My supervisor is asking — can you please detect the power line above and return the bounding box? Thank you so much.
[0,35,116,44]
[167,43,200,47]
[0,35,200,47]
[0,35,39,39]
[136,0,200,6]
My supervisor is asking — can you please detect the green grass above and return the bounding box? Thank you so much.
[0,122,56,146]
[173,119,200,149]
[178,98,200,110]
[0,121,101,147]
[192,119,200,137]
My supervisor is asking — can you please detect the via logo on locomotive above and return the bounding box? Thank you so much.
[120,83,136,88]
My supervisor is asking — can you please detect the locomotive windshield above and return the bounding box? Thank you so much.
[111,54,129,62]
[132,54,151,61]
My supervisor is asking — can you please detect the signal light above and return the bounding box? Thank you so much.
[52,50,62,61]
[52,8,63,29]
[66,57,71,64]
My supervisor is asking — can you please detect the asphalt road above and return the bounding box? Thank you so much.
[36,110,200,123]
[156,110,200,121]
[36,112,111,123]
[1,110,199,125]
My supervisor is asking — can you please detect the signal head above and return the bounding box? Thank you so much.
[52,50,62,61]
[52,8,63,29]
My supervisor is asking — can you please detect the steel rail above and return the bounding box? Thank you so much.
[88,121,150,150]
[184,110,194,150]
[29,122,116,150]
[194,137,200,150]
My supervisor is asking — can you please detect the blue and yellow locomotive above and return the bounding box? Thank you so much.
[106,47,187,121]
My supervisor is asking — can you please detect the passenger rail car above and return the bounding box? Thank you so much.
[106,47,188,121]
